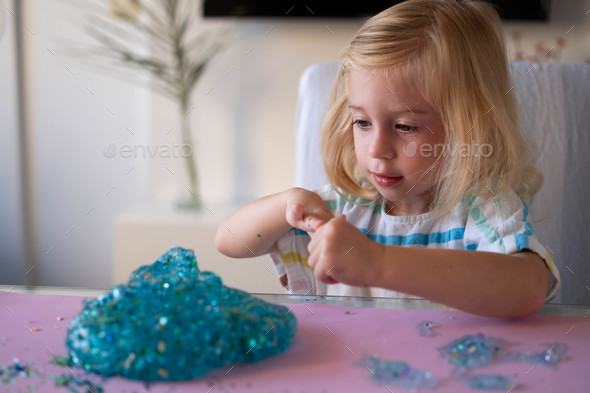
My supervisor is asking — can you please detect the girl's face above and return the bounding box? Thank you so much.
[348,67,445,216]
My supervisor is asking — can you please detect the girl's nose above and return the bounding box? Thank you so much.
[368,127,396,159]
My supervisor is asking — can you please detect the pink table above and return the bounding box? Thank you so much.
[1,291,588,392]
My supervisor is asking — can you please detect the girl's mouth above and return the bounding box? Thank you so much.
[372,173,403,187]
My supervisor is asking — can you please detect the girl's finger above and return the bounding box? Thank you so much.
[308,218,325,231]
[291,203,304,219]
[316,265,338,284]
[286,203,304,227]
[314,219,326,230]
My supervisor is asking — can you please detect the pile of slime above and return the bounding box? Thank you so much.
[66,247,297,381]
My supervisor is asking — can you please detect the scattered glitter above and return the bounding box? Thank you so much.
[51,354,71,367]
[1,356,104,393]
[66,247,297,381]
[415,320,440,337]
[31,327,42,332]
[53,373,105,393]
[463,374,517,390]
[0,358,38,384]
[57,316,65,321]
[361,355,439,389]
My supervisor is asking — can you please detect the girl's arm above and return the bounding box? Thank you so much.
[377,247,547,318]
[308,215,548,318]
[215,187,334,258]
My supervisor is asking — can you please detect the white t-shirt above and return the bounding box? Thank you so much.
[270,185,560,300]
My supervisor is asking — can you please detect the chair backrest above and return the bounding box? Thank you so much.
[294,60,590,305]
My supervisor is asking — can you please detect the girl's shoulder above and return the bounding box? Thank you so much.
[459,187,523,206]
[458,188,529,221]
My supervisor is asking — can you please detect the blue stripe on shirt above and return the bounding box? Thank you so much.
[293,228,309,236]
[363,227,465,246]
[515,199,531,250]
[293,226,466,247]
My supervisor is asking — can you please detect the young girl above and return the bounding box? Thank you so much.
[215,0,560,318]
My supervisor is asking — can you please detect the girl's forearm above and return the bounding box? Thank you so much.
[373,247,548,318]
[215,190,291,258]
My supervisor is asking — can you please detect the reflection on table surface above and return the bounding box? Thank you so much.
[2,285,588,316]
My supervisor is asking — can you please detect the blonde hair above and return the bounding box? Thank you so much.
[321,0,542,215]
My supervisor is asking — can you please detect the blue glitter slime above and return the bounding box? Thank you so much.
[66,247,297,381]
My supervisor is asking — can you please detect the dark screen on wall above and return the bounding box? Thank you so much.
[203,1,551,21]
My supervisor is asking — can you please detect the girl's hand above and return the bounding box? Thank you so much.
[285,188,334,234]
[307,215,385,286]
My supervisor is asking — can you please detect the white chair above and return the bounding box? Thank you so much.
[294,60,590,305]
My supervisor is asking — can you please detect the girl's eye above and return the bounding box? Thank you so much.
[352,119,371,129]
[396,123,418,133]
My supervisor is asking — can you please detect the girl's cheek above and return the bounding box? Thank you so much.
[402,141,418,158]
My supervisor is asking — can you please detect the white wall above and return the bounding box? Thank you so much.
[0,0,589,290]
[0,0,25,284]
[0,0,149,287]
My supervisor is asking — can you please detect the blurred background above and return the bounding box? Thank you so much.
[1,0,589,294]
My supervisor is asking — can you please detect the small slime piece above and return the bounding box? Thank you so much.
[440,333,568,370]
[519,343,567,366]
[439,333,510,370]
[415,320,440,337]
[66,247,297,381]
[463,374,517,390]
[361,356,439,389]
